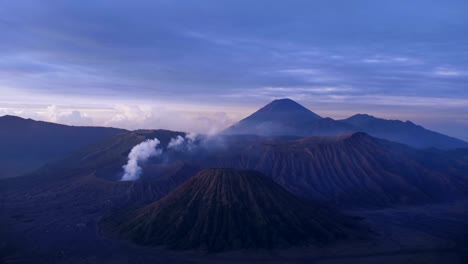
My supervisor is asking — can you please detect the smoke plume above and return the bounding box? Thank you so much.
[167,133,198,151]
[121,138,162,181]
[167,135,185,149]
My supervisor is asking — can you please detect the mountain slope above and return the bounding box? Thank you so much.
[0,115,125,179]
[101,168,367,251]
[224,98,353,136]
[240,98,322,121]
[341,114,468,149]
[207,133,468,207]
[12,126,468,208]
[223,99,467,149]
[1,129,188,189]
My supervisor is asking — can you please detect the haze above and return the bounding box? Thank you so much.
[0,0,467,140]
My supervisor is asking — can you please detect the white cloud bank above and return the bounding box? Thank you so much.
[0,102,240,134]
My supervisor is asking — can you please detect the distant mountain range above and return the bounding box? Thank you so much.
[101,168,368,251]
[224,98,353,138]
[0,115,125,179]
[1,97,467,181]
[340,113,467,149]
[9,126,467,208]
[2,107,468,208]
[2,115,468,254]
[2,98,466,179]
[224,98,468,149]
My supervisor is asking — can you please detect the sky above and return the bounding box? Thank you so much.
[0,0,468,139]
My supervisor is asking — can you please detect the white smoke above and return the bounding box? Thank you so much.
[185,132,198,142]
[167,135,185,149]
[167,133,198,151]
[121,138,162,181]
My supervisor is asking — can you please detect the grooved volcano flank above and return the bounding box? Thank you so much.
[212,132,468,207]
[101,168,367,251]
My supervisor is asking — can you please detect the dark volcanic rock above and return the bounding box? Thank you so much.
[0,115,125,179]
[1,129,188,189]
[223,98,355,137]
[341,114,468,149]
[208,133,468,207]
[101,168,367,252]
[223,98,468,149]
[238,98,322,122]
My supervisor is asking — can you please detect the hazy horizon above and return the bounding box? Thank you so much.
[1,1,467,140]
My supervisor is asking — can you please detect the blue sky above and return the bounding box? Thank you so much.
[0,0,467,139]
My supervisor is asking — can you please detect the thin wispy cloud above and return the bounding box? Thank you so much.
[0,0,467,139]
[361,56,421,65]
[433,67,466,77]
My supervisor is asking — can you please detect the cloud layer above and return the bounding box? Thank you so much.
[0,0,467,139]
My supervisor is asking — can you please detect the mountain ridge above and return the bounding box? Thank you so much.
[341,114,468,149]
[223,98,468,149]
[0,115,126,179]
[223,98,353,137]
[206,132,468,207]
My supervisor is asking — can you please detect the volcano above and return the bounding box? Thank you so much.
[223,99,468,149]
[238,98,322,121]
[101,168,367,252]
[223,98,354,137]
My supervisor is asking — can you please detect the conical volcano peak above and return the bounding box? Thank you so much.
[255,98,322,119]
[264,98,309,109]
[222,98,345,137]
[102,168,367,251]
